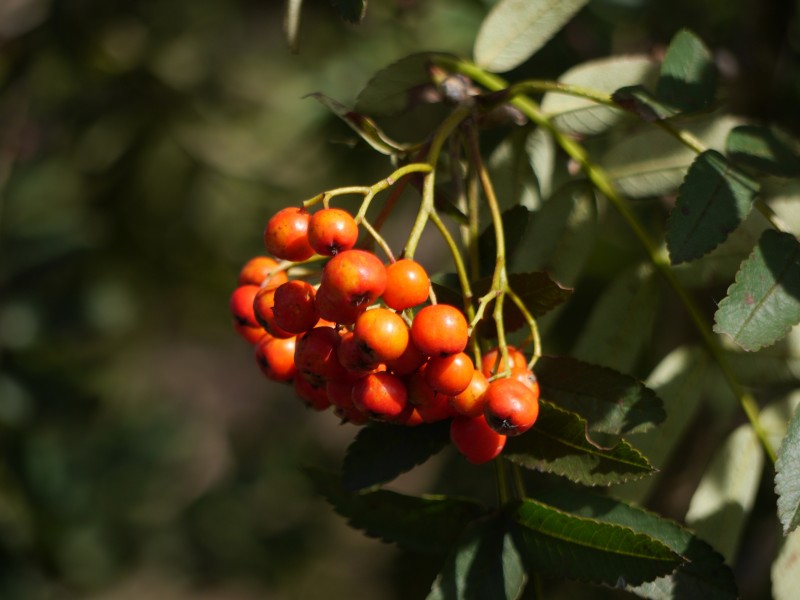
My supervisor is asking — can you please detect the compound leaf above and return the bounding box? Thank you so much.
[504,400,655,486]
[713,229,800,351]
[667,150,759,265]
[656,29,717,112]
[776,403,800,534]
[726,125,800,178]
[474,0,589,73]
[355,53,435,116]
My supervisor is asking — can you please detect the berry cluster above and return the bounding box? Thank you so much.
[230,205,540,464]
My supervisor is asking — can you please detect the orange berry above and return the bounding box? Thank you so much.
[411,304,469,357]
[383,259,430,311]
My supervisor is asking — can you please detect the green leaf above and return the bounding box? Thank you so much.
[667,150,759,265]
[526,127,556,201]
[428,515,526,600]
[309,468,488,554]
[684,424,764,563]
[307,93,412,156]
[713,229,800,351]
[342,421,450,491]
[541,56,659,136]
[656,29,717,112]
[355,53,435,116]
[612,85,678,122]
[601,113,741,198]
[535,356,665,437]
[773,528,800,600]
[478,205,532,277]
[330,0,366,23]
[489,132,541,212]
[474,0,590,73]
[726,125,800,178]
[776,403,800,534]
[509,498,683,586]
[284,0,303,53]
[532,488,738,599]
[504,400,655,486]
[572,264,661,373]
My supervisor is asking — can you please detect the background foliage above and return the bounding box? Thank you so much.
[1,0,799,598]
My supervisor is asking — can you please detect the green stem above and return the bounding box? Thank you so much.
[435,55,777,464]
[429,210,475,319]
[506,288,542,368]
[495,458,510,505]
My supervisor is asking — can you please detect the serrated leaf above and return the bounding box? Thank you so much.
[572,264,661,373]
[613,85,678,122]
[685,424,764,563]
[509,498,683,586]
[527,127,555,201]
[531,487,738,599]
[667,150,759,265]
[601,113,742,198]
[773,527,800,600]
[726,125,800,177]
[776,403,800,534]
[474,0,590,73]
[330,0,366,23]
[504,401,655,486]
[307,93,412,156]
[535,356,665,436]
[713,229,800,351]
[657,29,717,112]
[309,468,488,554]
[285,0,303,52]
[428,515,526,600]
[355,53,435,116]
[342,421,450,491]
[478,205,532,277]
[541,56,659,136]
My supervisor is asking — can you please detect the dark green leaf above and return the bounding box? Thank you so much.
[613,85,677,122]
[713,229,800,351]
[478,205,531,277]
[428,515,526,600]
[572,265,661,373]
[530,488,738,599]
[776,404,800,534]
[330,0,366,23]
[489,132,540,212]
[504,400,655,486]
[474,0,590,73]
[356,53,436,116]
[309,468,488,554]
[726,125,800,177]
[509,498,683,587]
[535,356,665,436]
[307,92,412,155]
[667,150,759,265]
[342,421,451,491]
[656,29,717,112]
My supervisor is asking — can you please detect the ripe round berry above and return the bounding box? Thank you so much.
[230,285,261,329]
[484,378,539,437]
[450,369,489,418]
[383,259,430,311]
[406,370,447,408]
[273,280,320,333]
[425,352,474,396]
[255,335,297,382]
[253,287,294,339]
[352,372,408,422]
[293,375,331,411]
[510,367,540,397]
[481,345,527,378]
[235,322,269,344]
[315,284,364,325]
[294,326,347,386]
[450,415,506,464]
[415,391,455,423]
[307,208,359,256]
[320,249,386,311]
[264,207,315,262]
[353,308,409,362]
[337,330,380,375]
[238,256,288,290]
[385,338,427,376]
[411,304,469,357]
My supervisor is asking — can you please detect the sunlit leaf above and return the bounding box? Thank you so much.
[509,498,683,586]
[713,229,800,351]
[504,401,655,486]
[535,355,665,436]
[526,127,556,201]
[342,421,450,491]
[356,53,436,115]
[667,150,759,265]
[474,0,590,73]
[428,515,526,600]
[776,403,800,534]
[773,528,800,600]
[726,125,800,178]
[656,29,717,112]
[684,424,764,563]
[310,468,488,554]
[612,85,677,122]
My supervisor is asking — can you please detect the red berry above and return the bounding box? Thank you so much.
[484,378,539,437]
[385,338,427,376]
[293,376,331,411]
[383,259,430,311]
[425,352,474,396]
[481,345,527,377]
[264,207,315,262]
[337,330,381,376]
[273,280,320,333]
[230,285,261,329]
[411,304,469,357]
[307,208,359,256]
[353,308,409,362]
[320,249,386,311]
[294,326,347,386]
[255,335,297,382]
[510,367,540,396]
[238,256,288,289]
[450,415,506,464]
[352,372,408,421]
[253,287,294,339]
[315,284,364,325]
[450,369,489,418]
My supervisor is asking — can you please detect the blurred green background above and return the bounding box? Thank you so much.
[1,0,798,598]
